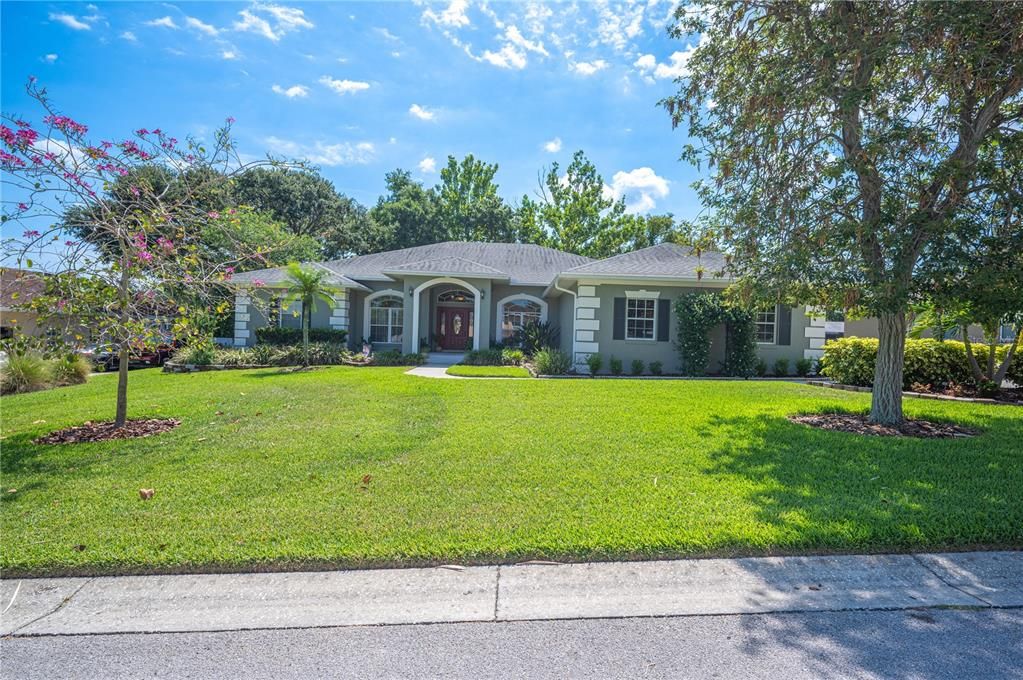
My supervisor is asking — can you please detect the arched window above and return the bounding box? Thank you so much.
[437,289,474,304]
[369,295,403,343]
[500,298,543,341]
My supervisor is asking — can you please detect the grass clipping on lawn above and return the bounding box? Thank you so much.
[1,367,1021,576]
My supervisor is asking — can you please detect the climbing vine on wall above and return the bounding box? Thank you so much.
[674,293,756,377]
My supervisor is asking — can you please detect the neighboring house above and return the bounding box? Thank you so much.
[230,241,839,373]
[0,268,47,340]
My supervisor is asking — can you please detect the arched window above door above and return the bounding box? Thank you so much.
[437,289,475,304]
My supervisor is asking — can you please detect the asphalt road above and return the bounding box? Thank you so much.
[4,608,1021,679]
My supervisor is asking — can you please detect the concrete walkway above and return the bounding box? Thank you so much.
[2,551,1019,637]
[406,365,464,378]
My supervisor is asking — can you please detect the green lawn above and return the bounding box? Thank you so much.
[2,367,1021,576]
[446,365,531,378]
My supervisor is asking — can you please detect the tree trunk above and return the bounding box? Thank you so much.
[302,301,310,367]
[115,343,129,427]
[869,311,906,426]
[986,341,996,380]
[962,326,985,383]
[993,328,1021,385]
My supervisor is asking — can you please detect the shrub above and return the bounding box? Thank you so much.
[586,353,603,376]
[795,357,814,377]
[977,379,1000,398]
[773,358,790,377]
[609,356,623,376]
[371,350,424,366]
[649,360,663,376]
[501,348,525,366]
[255,327,348,346]
[174,344,215,366]
[533,348,571,375]
[674,293,758,377]
[463,349,504,366]
[818,337,1022,388]
[631,359,645,376]
[514,321,560,356]
[52,354,91,386]
[249,344,276,365]
[755,358,768,377]
[1,352,52,395]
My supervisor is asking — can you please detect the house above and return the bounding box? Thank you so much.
[230,241,840,373]
[1,268,47,340]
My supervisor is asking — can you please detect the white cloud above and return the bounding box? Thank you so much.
[42,54,58,64]
[634,42,702,81]
[265,136,375,166]
[49,12,91,30]
[543,137,562,153]
[389,137,398,144]
[221,49,238,60]
[234,9,277,41]
[523,3,553,35]
[374,27,401,42]
[504,25,548,57]
[422,0,471,29]
[480,44,527,70]
[146,16,179,29]
[571,59,608,76]
[595,1,646,52]
[319,76,370,95]
[418,157,437,173]
[185,16,219,36]
[262,4,314,30]
[120,31,138,42]
[272,84,309,98]
[608,167,671,214]
[408,104,436,121]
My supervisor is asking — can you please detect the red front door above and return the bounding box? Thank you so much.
[437,308,471,350]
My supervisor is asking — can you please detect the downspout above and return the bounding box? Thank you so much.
[553,277,578,368]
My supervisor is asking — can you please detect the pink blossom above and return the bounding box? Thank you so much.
[133,232,147,248]
[0,125,16,146]
[136,128,150,136]
[157,237,174,252]
[15,119,31,129]
[137,250,154,262]
[130,185,141,197]
[17,202,28,211]
[152,128,163,135]
[0,150,25,167]
[65,240,78,247]
[225,266,235,274]
[228,208,237,215]
[15,128,38,147]
[226,116,236,124]
[207,211,220,219]
[253,278,265,288]
[43,114,88,136]
[23,230,41,239]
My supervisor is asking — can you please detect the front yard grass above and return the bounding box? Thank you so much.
[1,367,1020,576]
[446,365,531,378]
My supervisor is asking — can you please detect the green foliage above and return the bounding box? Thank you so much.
[513,321,560,356]
[437,154,516,242]
[501,348,525,366]
[819,338,1023,388]
[649,360,663,376]
[203,207,320,271]
[462,349,505,366]
[977,380,1001,398]
[586,353,603,376]
[675,293,757,377]
[755,359,768,377]
[773,358,790,377]
[369,170,447,252]
[609,356,624,376]
[255,327,348,345]
[173,345,216,366]
[1,352,52,395]
[795,357,814,377]
[370,350,425,366]
[51,355,92,386]
[631,359,645,376]
[532,348,571,375]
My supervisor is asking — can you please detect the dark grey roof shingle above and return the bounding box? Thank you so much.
[382,256,509,277]
[561,242,730,280]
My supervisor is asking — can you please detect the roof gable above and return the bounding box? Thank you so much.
[561,242,730,280]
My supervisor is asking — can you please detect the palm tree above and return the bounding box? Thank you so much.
[284,262,332,367]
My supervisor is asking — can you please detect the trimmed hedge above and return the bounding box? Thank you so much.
[255,327,348,345]
[819,337,1022,388]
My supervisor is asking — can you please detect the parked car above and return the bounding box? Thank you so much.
[80,340,179,371]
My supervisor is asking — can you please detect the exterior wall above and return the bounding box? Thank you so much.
[233,288,349,347]
[397,275,495,354]
[489,284,557,347]
[349,281,405,351]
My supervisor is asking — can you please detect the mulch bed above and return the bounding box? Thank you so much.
[34,418,181,445]
[789,413,977,439]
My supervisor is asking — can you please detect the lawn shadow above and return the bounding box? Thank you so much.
[697,411,1023,551]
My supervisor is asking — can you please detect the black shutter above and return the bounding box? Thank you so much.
[613,298,625,340]
[777,305,792,345]
[657,299,670,341]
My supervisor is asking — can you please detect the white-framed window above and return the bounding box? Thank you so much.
[626,298,656,340]
[1001,324,1018,342]
[369,295,403,344]
[756,307,777,344]
[437,289,474,304]
[500,298,543,341]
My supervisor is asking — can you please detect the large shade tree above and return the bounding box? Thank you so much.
[664,1,1023,424]
[436,154,516,242]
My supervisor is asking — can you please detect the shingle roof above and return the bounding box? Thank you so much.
[560,242,731,280]
[381,256,510,278]
[321,242,593,285]
[230,263,366,290]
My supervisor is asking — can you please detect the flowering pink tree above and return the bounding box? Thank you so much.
[2,81,295,428]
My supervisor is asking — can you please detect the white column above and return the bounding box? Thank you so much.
[329,289,349,332]
[573,284,600,371]
[803,305,828,360]
[233,292,251,346]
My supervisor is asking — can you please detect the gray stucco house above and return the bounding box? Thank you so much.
[229,241,843,373]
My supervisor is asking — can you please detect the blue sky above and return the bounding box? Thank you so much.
[2,1,704,219]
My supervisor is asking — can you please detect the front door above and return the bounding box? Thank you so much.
[437,308,471,350]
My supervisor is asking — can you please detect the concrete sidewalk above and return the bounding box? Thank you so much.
[2,551,1020,637]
